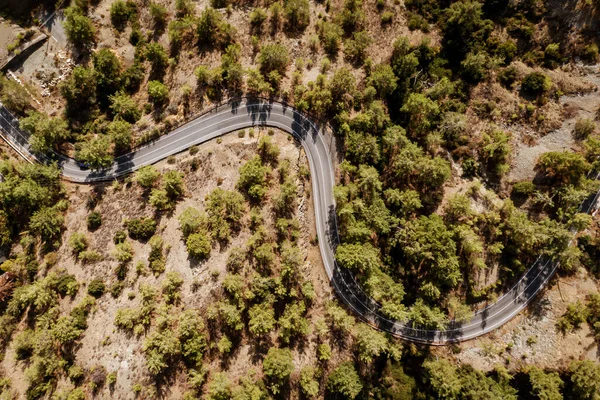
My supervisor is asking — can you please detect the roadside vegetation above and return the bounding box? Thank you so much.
[1,0,600,398]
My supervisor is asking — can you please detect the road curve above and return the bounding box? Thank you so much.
[1,98,597,344]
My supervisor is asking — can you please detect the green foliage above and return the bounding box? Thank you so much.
[109,92,141,123]
[93,48,122,96]
[278,302,308,343]
[284,0,310,31]
[259,43,290,75]
[327,362,363,399]
[535,151,590,185]
[557,301,588,333]
[521,72,552,95]
[336,242,380,275]
[110,0,137,30]
[237,156,271,201]
[569,360,600,399]
[423,358,462,399]
[87,211,102,231]
[148,235,166,275]
[207,372,232,400]
[574,118,596,140]
[263,347,294,393]
[143,327,181,375]
[147,80,169,104]
[75,135,114,170]
[149,2,168,28]
[206,188,245,241]
[126,217,157,241]
[353,323,389,363]
[134,165,161,189]
[145,42,169,75]
[299,366,320,398]
[179,310,207,367]
[197,7,236,48]
[249,303,276,336]
[528,366,563,400]
[29,206,65,242]
[69,232,88,255]
[178,207,207,237]
[186,231,212,259]
[88,279,106,298]
[162,271,184,304]
[64,6,96,49]
[20,112,70,153]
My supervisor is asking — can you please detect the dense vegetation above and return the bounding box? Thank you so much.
[2,0,600,398]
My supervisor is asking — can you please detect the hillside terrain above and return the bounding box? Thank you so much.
[1,0,600,399]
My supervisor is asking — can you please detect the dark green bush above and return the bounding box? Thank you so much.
[521,72,552,95]
[88,279,106,298]
[87,211,102,231]
[126,218,157,241]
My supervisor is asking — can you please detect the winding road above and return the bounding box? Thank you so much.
[1,98,598,344]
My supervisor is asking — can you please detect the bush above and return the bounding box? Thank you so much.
[284,0,310,31]
[259,43,289,74]
[126,217,157,240]
[574,118,596,140]
[110,0,137,30]
[79,250,103,264]
[64,6,96,49]
[69,232,88,255]
[263,347,294,393]
[88,279,106,298]
[381,11,393,24]
[581,43,599,63]
[498,66,518,88]
[521,72,552,96]
[87,211,102,231]
[148,80,169,104]
[186,232,212,259]
[327,362,363,399]
[512,181,535,197]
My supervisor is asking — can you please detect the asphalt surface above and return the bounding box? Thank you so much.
[1,98,597,344]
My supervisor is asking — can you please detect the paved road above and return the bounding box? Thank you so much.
[1,99,598,344]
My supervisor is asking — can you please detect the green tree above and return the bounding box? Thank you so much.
[75,135,114,170]
[60,66,96,112]
[93,48,122,97]
[423,358,462,399]
[299,366,320,398]
[134,165,160,189]
[353,323,389,363]
[284,0,310,31]
[109,92,140,123]
[107,119,132,153]
[237,156,270,201]
[20,112,70,153]
[528,366,563,400]
[569,360,600,400]
[178,207,206,237]
[147,80,169,104]
[535,151,590,185]
[263,347,294,394]
[207,372,232,400]
[335,243,380,275]
[259,43,290,75]
[29,207,64,241]
[327,362,363,399]
[64,6,96,49]
[145,42,169,76]
[521,72,552,96]
[344,31,372,63]
[369,64,398,98]
[248,303,276,336]
[186,232,211,259]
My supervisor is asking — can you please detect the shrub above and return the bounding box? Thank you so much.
[263,347,294,393]
[521,72,552,95]
[88,279,106,298]
[557,301,588,333]
[381,11,393,24]
[574,118,596,140]
[327,362,363,399]
[134,165,160,189]
[149,2,168,28]
[69,232,88,255]
[581,43,599,63]
[259,43,289,74]
[79,250,103,264]
[110,0,137,30]
[512,181,535,197]
[284,0,310,31]
[186,232,212,259]
[126,217,157,240]
[148,80,169,104]
[162,271,184,304]
[498,66,518,88]
[87,211,102,231]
